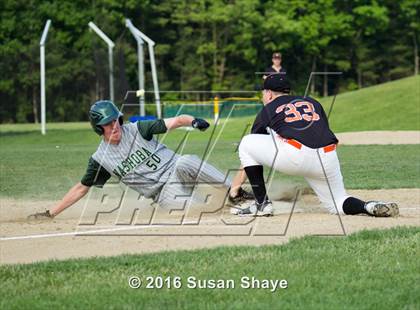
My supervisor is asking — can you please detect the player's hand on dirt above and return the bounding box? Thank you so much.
[192,118,210,131]
[27,210,54,220]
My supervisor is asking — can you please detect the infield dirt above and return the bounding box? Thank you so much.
[1,188,419,265]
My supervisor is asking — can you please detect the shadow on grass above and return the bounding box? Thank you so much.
[0,131,38,137]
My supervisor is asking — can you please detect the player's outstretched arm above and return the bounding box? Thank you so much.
[164,114,194,129]
[28,182,89,219]
[164,114,209,131]
[50,182,90,216]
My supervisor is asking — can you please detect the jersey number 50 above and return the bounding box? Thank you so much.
[276,101,320,123]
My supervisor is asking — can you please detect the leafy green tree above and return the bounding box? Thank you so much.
[265,0,353,96]
[0,0,417,123]
[350,1,389,87]
[399,0,420,76]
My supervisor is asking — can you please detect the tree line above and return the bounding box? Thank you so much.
[1,0,418,123]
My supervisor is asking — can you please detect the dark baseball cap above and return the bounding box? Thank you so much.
[263,74,291,93]
[272,52,282,58]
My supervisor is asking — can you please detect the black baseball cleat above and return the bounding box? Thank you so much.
[364,201,399,217]
[231,200,273,217]
[228,187,255,205]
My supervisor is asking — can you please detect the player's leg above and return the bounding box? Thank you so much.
[173,154,230,186]
[305,150,398,217]
[304,174,351,215]
[156,171,195,208]
[157,155,211,208]
[166,154,251,206]
[238,134,279,203]
[173,154,253,201]
[235,133,307,216]
[235,134,279,216]
[305,175,398,217]
[304,148,369,215]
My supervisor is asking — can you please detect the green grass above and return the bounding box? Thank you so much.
[319,75,420,132]
[0,122,90,132]
[1,227,419,309]
[1,75,419,135]
[1,124,419,199]
[338,144,420,189]
[1,76,419,199]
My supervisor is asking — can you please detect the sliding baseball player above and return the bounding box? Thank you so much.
[29,100,253,219]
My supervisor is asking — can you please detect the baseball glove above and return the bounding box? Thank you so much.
[27,210,54,220]
[228,187,255,205]
[192,118,210,131]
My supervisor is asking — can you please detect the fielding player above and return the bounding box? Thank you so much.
[233,74,399,217]
[29,101,252,219]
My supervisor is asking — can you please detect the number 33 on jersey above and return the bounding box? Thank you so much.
[276,99,320,123]
[251,95,338,149]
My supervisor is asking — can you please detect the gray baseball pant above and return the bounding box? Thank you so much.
[156,155,231,208]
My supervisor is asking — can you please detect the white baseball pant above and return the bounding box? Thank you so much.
[239,133,349,214]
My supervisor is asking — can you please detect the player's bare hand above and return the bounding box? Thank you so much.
[27,210,54,220]
[192,118,210,131]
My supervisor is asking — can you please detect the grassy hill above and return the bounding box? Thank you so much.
[1,75,419,134]
[319,75,420,132]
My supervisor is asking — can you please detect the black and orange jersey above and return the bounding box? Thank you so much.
[251,95,338,148]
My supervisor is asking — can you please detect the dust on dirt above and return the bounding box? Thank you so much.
[1,187,419,265]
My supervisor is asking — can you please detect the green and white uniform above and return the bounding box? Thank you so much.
[81,120,230,207]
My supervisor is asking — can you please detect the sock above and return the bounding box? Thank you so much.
[244,165,267,204]
[342,197,368,215]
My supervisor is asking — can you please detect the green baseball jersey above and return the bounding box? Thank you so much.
[81,119,179,199]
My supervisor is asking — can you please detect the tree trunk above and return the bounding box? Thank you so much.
[32,85,38,123]
[95,78,99,101]
[199,22,206,100]
[199,46,205,101]
[323,64,328,97]
[413,33,419,76]
[354,30,363,88]
[357,68,362,89]
[310,56,316,94]
[180,62,184,100]
[212,24,217,88]
[217,30,228,86]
